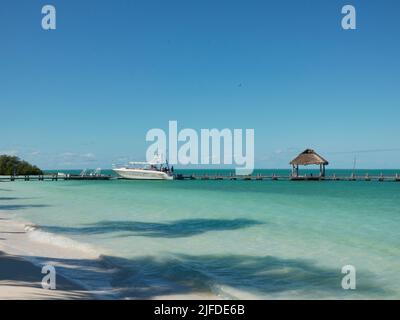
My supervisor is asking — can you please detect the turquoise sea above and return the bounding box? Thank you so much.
[1,169,400,299]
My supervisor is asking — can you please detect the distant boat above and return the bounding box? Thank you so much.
[113,155,173,180]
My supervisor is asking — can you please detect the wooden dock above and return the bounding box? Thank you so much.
[1,173,399,182]
[174,173,400,182]
[0,174,114,181]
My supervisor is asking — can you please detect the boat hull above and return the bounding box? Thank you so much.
[113,168,173,180]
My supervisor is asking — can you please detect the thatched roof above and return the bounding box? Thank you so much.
[290,149,329,166]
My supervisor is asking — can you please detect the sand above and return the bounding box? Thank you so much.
[0,210,218,300]
[0,251,95,300]
[0,211,97,300]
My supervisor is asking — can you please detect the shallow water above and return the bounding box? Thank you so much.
[1,169,400,299]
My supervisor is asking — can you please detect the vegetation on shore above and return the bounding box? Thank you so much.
[0,155,43,175]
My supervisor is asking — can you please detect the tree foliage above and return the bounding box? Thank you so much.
[0,155,43,175]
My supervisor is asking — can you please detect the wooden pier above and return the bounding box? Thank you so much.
[174,173,400,182]
[0,174,114,182]
[1,173,399,182]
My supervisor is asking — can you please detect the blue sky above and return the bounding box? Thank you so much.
[1,0,399,169]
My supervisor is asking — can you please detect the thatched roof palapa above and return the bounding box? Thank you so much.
[290,149,329,166]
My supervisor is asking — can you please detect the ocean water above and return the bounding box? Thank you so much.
[1,169,400,299]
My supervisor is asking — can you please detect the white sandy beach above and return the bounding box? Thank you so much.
[0,251,94,300]
[0,210,98,299]
[0,209,218,300]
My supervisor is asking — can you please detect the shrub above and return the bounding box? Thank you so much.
[0,155,43,175]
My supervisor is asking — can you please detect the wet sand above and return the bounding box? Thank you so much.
[0,210,218,300]
[0,210,97,300]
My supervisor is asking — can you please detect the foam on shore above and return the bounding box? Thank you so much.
[0,211,117,299]
[0,211,220,300]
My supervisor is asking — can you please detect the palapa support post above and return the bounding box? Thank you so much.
[319,164,326,177]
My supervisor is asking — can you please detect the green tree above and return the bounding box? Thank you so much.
[0,155,43,175]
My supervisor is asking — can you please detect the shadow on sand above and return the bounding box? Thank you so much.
[3,252,391,299]
[0,251,92,299]
[39,218,263,238]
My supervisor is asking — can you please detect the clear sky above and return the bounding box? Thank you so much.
[1,0,399,169]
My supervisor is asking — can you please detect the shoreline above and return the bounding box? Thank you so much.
[0,210,100,300]
[0,210,219,300]
[2,175,400,300]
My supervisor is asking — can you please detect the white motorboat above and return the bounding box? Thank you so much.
[112,156,174,180]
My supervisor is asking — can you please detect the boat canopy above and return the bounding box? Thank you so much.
[128,161,150,165]
[128,154,165,166]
